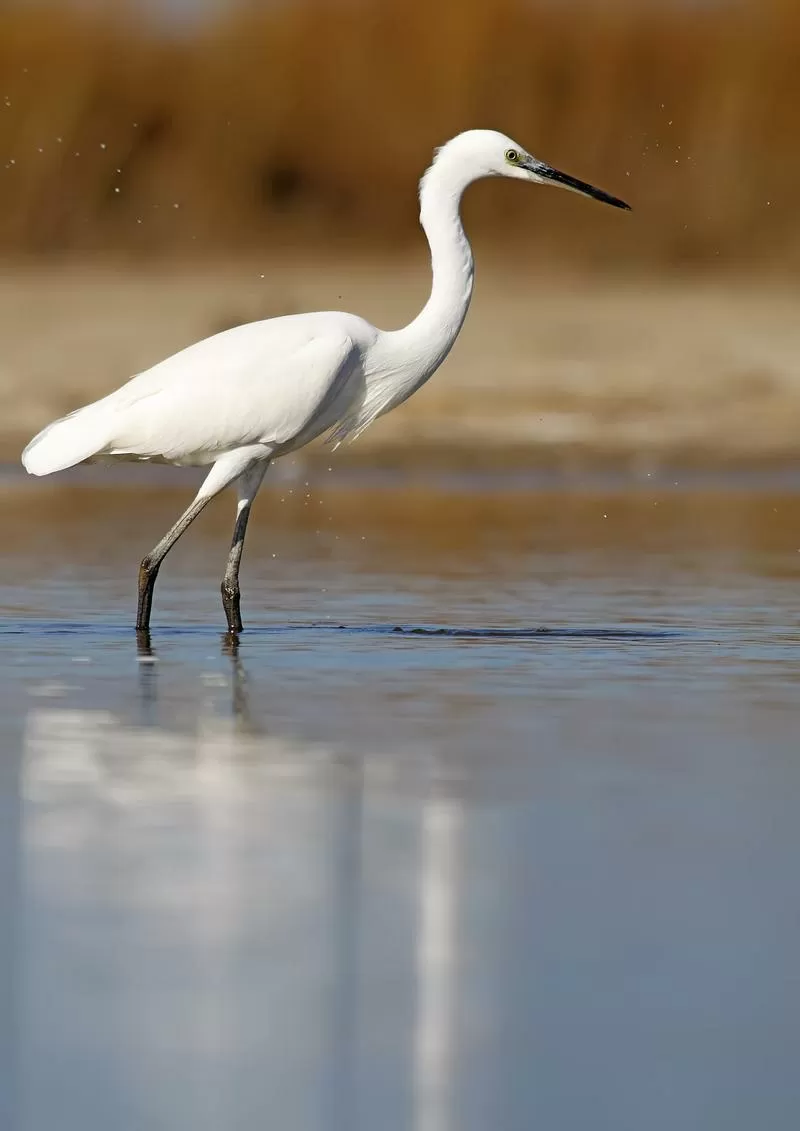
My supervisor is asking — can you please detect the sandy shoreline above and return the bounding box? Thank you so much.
[2,261,799,470]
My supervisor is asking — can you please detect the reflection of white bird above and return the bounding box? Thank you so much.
[22,129,629,634]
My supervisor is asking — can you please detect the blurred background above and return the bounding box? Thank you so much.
[1,0,800,466]
[4,5,800,1131]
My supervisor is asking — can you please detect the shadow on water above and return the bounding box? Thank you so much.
[134,622,682,746]
[16,620,683,641]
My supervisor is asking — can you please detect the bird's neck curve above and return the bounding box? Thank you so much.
[388,156,476,373]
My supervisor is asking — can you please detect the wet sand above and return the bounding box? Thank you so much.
[2,468,800,1129]
[3,263,800,468]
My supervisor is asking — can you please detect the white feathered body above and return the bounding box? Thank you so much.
[24,313,391,474]
[22,130,489,480]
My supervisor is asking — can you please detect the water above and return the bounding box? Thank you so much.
[2,466,800,1131]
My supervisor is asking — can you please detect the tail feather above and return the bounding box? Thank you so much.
[22,406,112,476]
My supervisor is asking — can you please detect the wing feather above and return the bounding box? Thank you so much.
[102,324,360,462]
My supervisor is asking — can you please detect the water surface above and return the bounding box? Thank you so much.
[1,467,799,1130]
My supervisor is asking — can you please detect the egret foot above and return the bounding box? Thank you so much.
[221,581,243,634]
[137,555,160,632]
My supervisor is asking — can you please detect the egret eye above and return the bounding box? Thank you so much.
[505,148,519,164]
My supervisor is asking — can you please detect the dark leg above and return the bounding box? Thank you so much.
[136,627,153,656]
[220,464,267,633]
[134,447,272,633]
[136,495,212,631]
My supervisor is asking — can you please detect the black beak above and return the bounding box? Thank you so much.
[530,160,631,211]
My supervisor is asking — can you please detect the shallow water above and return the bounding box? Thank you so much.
[2,466,800,1131]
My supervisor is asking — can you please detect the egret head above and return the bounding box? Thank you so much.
[431,129,631,210]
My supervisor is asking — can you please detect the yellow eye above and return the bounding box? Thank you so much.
[505,148,519,163]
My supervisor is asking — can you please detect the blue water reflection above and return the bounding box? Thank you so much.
[3,475,800,1129]
[9,673,800,1131]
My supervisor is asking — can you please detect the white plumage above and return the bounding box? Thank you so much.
[21,128,629,633]
[23,315,366,472]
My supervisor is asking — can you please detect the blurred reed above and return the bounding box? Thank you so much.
[0,0,798,266]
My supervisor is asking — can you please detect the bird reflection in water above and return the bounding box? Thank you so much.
[135,628,258,735]
[23,631,463,1131]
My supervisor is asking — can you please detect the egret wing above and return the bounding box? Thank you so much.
[104,324,360,462]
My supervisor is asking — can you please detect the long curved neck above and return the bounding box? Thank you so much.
[387,157,475,374]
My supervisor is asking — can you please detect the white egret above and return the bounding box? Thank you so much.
[22,129,630,634]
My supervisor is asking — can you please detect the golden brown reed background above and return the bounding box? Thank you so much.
[1,0,800,471]
[0,0,798,265]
